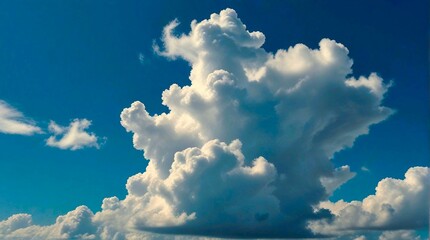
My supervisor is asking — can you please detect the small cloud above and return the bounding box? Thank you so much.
[361,166,370,172]
[378,230,422,240]
[354,235,367,240]
[0,100,42,135]
[345,73,391,99]
[138,53,145,64]
[46,119,102,150]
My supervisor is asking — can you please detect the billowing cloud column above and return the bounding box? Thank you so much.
[1,7,428,240]
[101,8,393,238]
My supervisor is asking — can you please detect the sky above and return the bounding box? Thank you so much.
[0,0,428,239]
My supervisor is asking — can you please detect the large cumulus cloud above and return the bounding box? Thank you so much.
[2,8,427,240]
[102,8,393,238]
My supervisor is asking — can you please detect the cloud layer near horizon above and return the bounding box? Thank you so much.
[1,167,427,239]
[1,8,427,240]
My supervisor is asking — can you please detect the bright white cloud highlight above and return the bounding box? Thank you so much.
[46,119,101,150]
[0,100,42,135]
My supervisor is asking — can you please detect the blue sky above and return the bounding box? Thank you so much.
[0,1,428,239]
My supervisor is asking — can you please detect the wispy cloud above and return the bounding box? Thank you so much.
[138,53,145,64]
[0,100,42,135]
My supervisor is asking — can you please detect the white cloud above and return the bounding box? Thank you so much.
[111,8,393,238]
[94,139,280,237]
[0,100,42,135]
[46,119,102,150]
[0,214,32,236]
[353,235,367,240]
[0,206,97,240]
[361,166,370,172]
[310,167,429,234]
[378,230,422,240]
[2,8,424,240]
[345,73,391,100]
[0,207,229,240]
[138,53,145,64]
[342,230,425,240]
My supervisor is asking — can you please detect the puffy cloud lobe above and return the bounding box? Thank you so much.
[310,167,429,234]
[0,206,97,239]
[46,119,101,150]
[115,8,393,238]
[0,214,32,236]
[52,206,97,239]
[346,73,391,100]
[0,100,42,135]
[96,140,282,238]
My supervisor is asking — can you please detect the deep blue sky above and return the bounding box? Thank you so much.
[0,0,428,225]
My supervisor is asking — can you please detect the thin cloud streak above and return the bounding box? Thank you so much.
[0,100,42,135]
